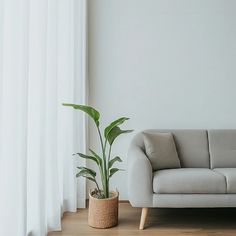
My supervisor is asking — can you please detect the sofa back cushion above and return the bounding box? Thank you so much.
[141,130,210,168]
[208,130,236,168]
[143,132,181,170]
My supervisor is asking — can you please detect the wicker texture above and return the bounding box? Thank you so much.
[88,191,119,228]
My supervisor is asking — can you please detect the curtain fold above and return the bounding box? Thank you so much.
[0,0,87,235]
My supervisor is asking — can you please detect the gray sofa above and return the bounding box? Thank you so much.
[128,129,236,229]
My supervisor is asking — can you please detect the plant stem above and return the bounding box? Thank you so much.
[108,144,112,163]
[97,126,105,152]
[107,144,112,175]
[106,144,112,191]
[94,179,102,197]
[96,126,109,198]
[104,139,108,154]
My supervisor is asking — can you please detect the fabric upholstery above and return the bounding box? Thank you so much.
[127,134,153,207]
[208,130,236,168]
[128,129,236,208]
[143,132,180,170]
[170,130,210,168]
[139,129,210,168]
[153,194,236,208]
[153,168,226,194]
[214,168,236,193]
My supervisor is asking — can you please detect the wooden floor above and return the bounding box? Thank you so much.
[48,203,236,236]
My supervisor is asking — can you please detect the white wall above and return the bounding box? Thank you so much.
[88,0,236,200]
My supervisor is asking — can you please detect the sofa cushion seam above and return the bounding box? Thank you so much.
[206,130,212,169]
[213,169,228,194]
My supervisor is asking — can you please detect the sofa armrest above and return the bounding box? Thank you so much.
[128,143,153,207]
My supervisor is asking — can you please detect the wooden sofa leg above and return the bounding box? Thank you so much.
[139,207,149,230]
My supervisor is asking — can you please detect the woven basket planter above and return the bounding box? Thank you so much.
[88,190,119,229]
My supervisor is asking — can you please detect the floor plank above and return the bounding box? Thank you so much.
[48,203,236,236]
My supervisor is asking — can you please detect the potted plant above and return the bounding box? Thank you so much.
[63,103,133,228]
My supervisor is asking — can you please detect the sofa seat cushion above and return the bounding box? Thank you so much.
[153,168,226,194]
[214,168,236,193]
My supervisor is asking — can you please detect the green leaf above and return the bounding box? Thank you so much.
[107,126,133,145]
[104,117,129,139]
[108,156,122,169]
[74,152,100,165]
[89,149,102,165]
[62,103,100,127]
[76,173,96,183]
[77,167,96,178]
[76,169,93,178]
[109,168,123,178]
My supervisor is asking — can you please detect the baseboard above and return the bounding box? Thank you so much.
[119,200,129,203]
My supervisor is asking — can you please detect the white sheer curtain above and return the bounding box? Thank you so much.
[0,0,87,235]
